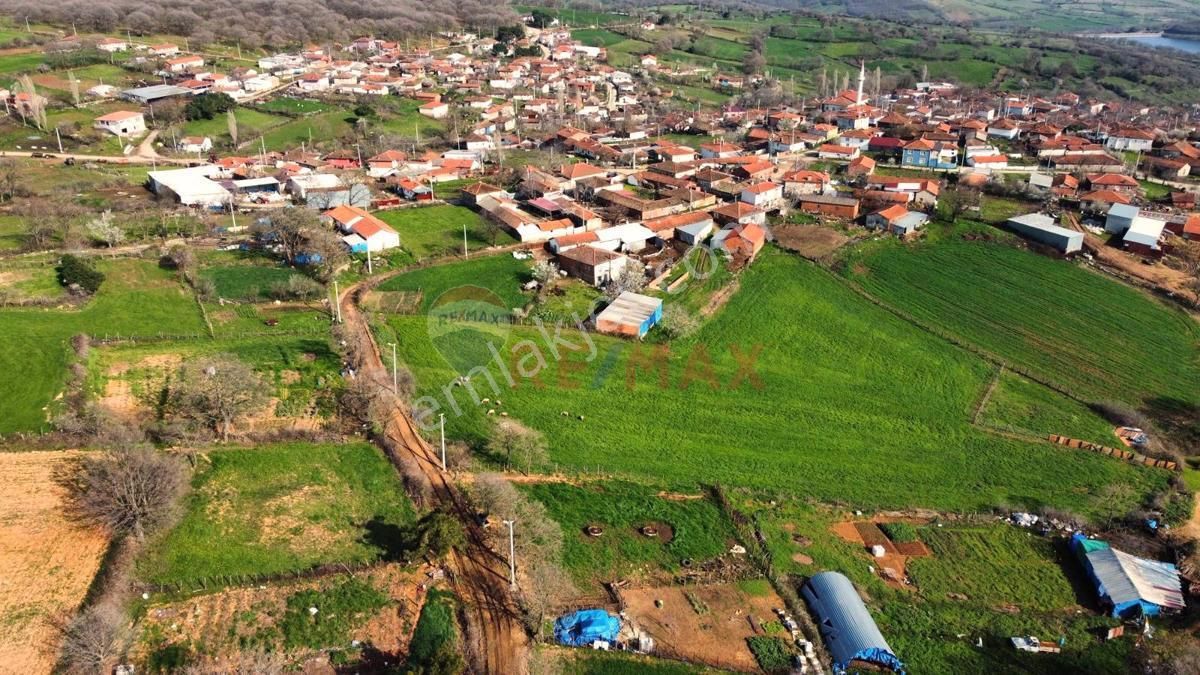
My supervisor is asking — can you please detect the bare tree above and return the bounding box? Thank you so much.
[486,418,546,471]
[0,159,25,202]
[56,448,189,540]
[56,602,127,675]
[166,355,269,442]
[226,108,239,147]
[251,207,320,265]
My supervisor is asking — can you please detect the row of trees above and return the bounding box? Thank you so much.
[0,0,517,48]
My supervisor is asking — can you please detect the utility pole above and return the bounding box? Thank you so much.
[463,223,468,258]
[366,245,373,274]
[387,342,397,392]
[502,520,516,588]
[228,195,237,229]
[55,127,62,153]
[439,413,446,470]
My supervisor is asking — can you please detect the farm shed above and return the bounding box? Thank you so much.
[1006,214,1084,254]
[554,609,621,647]
[1071,534,1184,619]
[147,165,230,207]
[802,572,905,675]
[795,194,860,219]
[595,292,662,338]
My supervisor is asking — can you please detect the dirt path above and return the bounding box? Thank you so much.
[338,258,528,674]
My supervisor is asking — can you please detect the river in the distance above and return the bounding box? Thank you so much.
[1096,34,1200,54]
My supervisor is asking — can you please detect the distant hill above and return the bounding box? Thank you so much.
[600,0,1200,33]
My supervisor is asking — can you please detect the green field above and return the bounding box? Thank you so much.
[744,495,1128,674]
[375,253,531,313]
[0,258,206,434]
[182,107,288,148]
[137,442,414,586]
[259,109,354,152]
[979,370,1118,446]
[0,51,44,74]
[840,227,1200,415]
[523,481,735,583]
[381,248,1167,520]
[200,263,312,301]
[375,205,515,260]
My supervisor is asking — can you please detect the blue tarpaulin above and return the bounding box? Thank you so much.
[554,609,620,647]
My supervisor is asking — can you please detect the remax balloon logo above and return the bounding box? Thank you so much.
[426,284,513,375]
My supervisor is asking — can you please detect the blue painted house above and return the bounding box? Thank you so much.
[902,138,958,170]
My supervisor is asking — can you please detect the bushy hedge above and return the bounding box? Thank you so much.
[57,254,105,293]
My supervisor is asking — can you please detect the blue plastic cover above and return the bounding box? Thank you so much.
[553,609,621,647]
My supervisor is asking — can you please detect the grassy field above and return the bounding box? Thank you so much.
[199,263,312,301]
[840,226,1200,415]
[741,494,1129,674]
[137,442,414,587]
[523,481,735,583]
[0,258,206,434]
[375,205,515,260]
[979,370,1118,446]
[181,107,287,148]
[259,108,354,152]
[375,253,531,313]
[380,249,1168,520]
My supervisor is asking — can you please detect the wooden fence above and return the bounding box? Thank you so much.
[1048,434,1178,471]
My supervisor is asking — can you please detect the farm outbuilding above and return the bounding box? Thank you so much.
[595,292,663,338]
[802,572,905,675]
[1005,214,1084,254]
[1071,534,1185,619]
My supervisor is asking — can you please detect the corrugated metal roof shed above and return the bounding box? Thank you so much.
[1073,534,1184,617]
[802,572,904,674]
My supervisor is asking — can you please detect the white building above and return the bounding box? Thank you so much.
[93,110,146,137]
[147,165,231,207]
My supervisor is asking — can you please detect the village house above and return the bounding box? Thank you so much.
[817,144,860,161]
[556,244,632,287]
[866,204,928,237]
[782,169,830,196]
[93,110,146,137]
[1105,128,1155,152]
[322,205,400,252]
[177,136,212,154]
[740,181,783,209]
[165,55,204,73]
[95,38,128,53]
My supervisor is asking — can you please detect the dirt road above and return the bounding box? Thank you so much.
[338,269,528,674]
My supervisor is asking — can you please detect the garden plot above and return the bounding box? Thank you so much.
[137,442,414,589]
[134,563,430,669]
[618,580,787,672]
[90,336,342,432]
[0,451,109,675]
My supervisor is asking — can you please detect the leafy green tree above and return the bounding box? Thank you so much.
[57,254,105,293]
[184,93,237,121]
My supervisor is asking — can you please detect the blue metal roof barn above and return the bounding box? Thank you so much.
[802,571,905,675]
[1071,534,1185,618]
[553,609,621,647]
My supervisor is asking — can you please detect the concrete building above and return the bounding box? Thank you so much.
[1006,213,1084,254]
[93,110,146,137]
